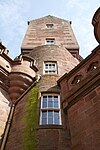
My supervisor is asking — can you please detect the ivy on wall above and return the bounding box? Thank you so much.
[22,85,39,150]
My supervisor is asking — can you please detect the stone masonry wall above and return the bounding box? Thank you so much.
[5,85,71,150]
[21,16,79,51]
[68,86,100,150]
[28,45,79,93]
[0,88,10,140]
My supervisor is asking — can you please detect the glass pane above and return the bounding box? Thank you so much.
[46,24,53,28]
[52,71,56,74]
[45,64,48,69]
[54,101,58,108]
[54,117,59,124]
[42,102,47,108]
[54,96,58,108]
[48,111,53,124]
[49,64,52,69]
[48,118,53,124]
[54,111,59,124]
[54,96,58,101]
[42,118,47,125]
[45,71,48,74]
[48,96,52,101]
[48,101,53,108]
[43,96,47,101]
[48,96,53,108]
[49,71,52,74]
[51,64,56,69]
[42,111,47,117]
[48,111,53,116]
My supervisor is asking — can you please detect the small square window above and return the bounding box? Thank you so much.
[46,24,54,28]
[45,38,55,45]
[44,62,57,75]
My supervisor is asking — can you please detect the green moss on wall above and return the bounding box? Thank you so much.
[22,85,39,150]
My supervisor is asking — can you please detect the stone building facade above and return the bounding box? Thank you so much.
[0,7,100,150]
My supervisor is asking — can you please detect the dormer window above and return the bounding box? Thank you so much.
[45,38,55,45]
[46,24,54,28]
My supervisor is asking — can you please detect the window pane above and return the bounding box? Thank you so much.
[54,111,59,124]
[54,117,59,125]
[51,64,56,69]
[42,111,47,117]
[45,64,48,69]
[54,101,58,108]
[54,96,58,101]
[42,111,47,125]
[42,102,47,108]
[42,118,47,125]
[48,111,53,124]
[49,64,52,69]
[46,24,53,28]
[48,96,52,101]
[48,118,53,124]
[45,71,48,74]
[48,101,53,108]
[54,96,59,108]
[43,96,47,101]
[42,96,47,108]
[48,96,53,108]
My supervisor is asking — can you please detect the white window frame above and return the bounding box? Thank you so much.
[40,94,62,125]
[43,62,57,75]
[46,24,54,29]
[45,38,55,45]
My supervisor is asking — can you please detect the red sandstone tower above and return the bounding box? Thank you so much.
[0,8,100,150]
[2,16,79,150]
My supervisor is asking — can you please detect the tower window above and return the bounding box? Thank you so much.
[46,24,54,28]
[40,94,62,125]
[44,62,57,75]
[45,38,55,45]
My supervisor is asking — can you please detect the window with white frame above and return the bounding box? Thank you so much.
[46,24,54,29]
[40,94,62,125]
[45,38,55,45]
[44,62,57,74]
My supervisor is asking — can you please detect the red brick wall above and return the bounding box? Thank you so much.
[68,86,100,150]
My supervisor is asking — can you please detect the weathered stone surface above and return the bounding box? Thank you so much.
[0,88,10,139]
[21,15,79,50]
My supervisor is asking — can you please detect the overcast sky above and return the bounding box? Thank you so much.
[0,0,99,59]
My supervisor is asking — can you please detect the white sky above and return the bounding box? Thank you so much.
[0,0,99,59]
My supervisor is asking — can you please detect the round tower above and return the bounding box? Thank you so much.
[28,45,79,92]
[8,55,38,103]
